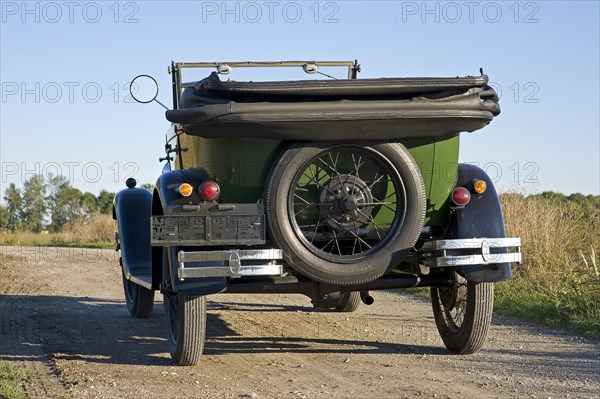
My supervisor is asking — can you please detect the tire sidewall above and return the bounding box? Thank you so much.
[162,248,179,354]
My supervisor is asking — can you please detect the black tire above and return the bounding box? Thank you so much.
[335,292,361,312]
[122,271,154,318]
[430,272,494,354]
[265,142,425,286]
[162,249,206,366]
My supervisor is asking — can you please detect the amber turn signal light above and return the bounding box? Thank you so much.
[473,179,487,194]
[176,183,193,197]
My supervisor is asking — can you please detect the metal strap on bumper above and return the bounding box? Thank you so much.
[177,249,284,280]
[419,237,521,268]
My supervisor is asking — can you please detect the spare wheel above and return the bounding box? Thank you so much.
[265,142,426,285]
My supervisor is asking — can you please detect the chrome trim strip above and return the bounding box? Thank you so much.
[179,264,284,279]
[420,237,521,251]
[422,252,522,268]
[178,249,283,263]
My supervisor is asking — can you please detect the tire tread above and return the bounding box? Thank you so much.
[335,292,362,312]
[172,295,206,366]
[431,280,494,354]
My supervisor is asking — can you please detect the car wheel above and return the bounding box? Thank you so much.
[162,249,206,366]
[430,271,494,354]
[265,142,426,285]
[335,292,362,312]
[122,270,154,318]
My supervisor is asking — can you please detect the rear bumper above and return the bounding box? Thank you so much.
[177,249,284,280]
[418,237,521,268]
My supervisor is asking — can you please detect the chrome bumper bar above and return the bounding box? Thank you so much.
[419,237,521,268]
[177,249,284,280]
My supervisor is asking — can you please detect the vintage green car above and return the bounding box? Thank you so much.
[113,61,521,365]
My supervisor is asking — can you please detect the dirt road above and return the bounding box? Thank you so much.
[0,246,598,399]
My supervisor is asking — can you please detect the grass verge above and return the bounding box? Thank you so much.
[0,362,27,399]
[0,362,74,399]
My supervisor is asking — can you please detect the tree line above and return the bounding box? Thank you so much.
[0,175,152,233]
[1,175,598,233]
[530,191,600,212]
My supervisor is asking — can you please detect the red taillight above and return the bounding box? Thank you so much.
[198,181,220,202]
[451,187,471,206]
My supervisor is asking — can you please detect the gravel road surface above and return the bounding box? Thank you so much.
[0,247,598,398]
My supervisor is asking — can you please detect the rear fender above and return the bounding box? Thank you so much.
[154,169,227,296]
[448,163,512,283]
[113,186,158,288]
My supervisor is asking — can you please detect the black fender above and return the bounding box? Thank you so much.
[153,168,227,297]
[113,185,159,289]
[448,163,512,283]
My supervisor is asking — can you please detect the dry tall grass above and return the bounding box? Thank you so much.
[498,193,600,337]
[70,214,115,243]
[0,214,115,248]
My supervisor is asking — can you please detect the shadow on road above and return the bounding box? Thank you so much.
[0,294,172,366]
[0,294,451,366]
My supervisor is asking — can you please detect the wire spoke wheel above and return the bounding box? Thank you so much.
[290,146,406,262]
[266,142,426,285]
[437,275,469,331]
[431,270,494,354]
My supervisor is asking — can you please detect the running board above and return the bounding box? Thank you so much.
[123,269,153,290]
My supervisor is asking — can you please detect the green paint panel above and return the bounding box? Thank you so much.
[403,135,459,226]
[428,135,459,226]
[177,135,459,227]
[177,135,285,203]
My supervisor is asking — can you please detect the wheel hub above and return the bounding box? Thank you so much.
[319,175,374,231]
[439,274,467,311]
[340,197,358,212]
[439,284,458,310]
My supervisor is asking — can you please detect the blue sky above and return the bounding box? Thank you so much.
[1,0,599,199]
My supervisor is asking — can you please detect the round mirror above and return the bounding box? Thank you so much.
[129,74,159,104]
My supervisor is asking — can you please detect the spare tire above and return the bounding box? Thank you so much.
[265,142,425,285]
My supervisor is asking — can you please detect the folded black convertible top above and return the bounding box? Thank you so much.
[165,72,500,140]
